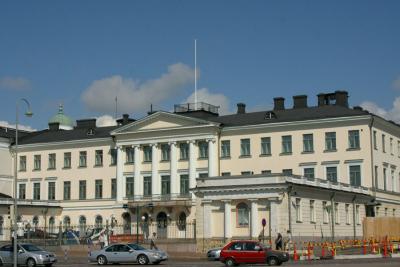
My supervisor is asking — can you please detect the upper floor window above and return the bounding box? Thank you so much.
[33,182,40,200]
[382,134,386,152]
[374,165,379,189]
[143,176,152,196]
[325,132,336,151]
[390,138,393,155]
[281,135,292,154]
[64,152,71,168]
[79,180,86,200]
[282,169,292,176]
[198,141,208,159]
[33,155,41,170]
[126,147,134,163]
[110,148,117,165]
[126,177,134,198]
[237,203,249,227]
[48,153,56,169]
[221,140,231,158]
[143,146,152,162]
[261,137,271,155]
[303,134,314,153]
[95,179,103,199]
[349,165,361,187]
[240,139,251,156]
[180,174,189,195]
[111,178,117,199]
[161,144,170,161]
[48,181,56,200]
[383,168,387,191]
[18,184,26,199]
[373,131,377,149]
[179,143,189,160]
[303,167,315,179]
[79,151,87,167]
[63,181,71,200]
[161,175,171,196]
[348,130,360,149]
[326,166,337,183]
[19,156,26,171]
[95,150,103,166]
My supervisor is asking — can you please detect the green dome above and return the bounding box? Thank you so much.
[49,104,74,129]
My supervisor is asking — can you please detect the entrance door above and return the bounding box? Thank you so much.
[156,212,168,239]
[122,213,131,234]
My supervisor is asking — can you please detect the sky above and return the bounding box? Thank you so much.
[1,0,400,130]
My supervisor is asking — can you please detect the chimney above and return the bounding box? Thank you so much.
[122,114,129,124]
[317,93,326,106]
[76,119,97,129]
[48,122,60,131]
[335,90,349,107]
[237,103,246,114]
[293,95,308,109]
[273,97,285,110]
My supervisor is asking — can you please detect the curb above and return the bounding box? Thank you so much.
[334,254,383,260]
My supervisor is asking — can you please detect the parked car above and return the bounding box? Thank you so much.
[220,240,289,266]
[206,247,221,260]
[88,243,168,265]
[0,243,57,267]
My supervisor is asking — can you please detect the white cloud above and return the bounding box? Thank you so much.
[81,63,194,114]
[0,121,35,132]
[183,88,232,115]
[0,77,31,91]
[96,115,117,127]
[360,96,400,123]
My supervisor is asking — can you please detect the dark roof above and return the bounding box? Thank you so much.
[18,126,119,145]
[0,127,30,139]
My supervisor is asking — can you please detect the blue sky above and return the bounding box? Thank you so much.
[1,0,400,130]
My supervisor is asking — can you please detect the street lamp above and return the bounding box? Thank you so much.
[13,98,33,267]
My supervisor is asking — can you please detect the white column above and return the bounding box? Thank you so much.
[116,146,124,202]
[203,201,212,238]
[207,139,217,177]
[250,200,259,238]
[189,140,196,192]
[270,200,279,238]
[169,142,178,195]
[151,143,159,196]
[133,145,141,198]
[224,200,232,238]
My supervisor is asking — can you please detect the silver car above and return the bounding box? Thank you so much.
[88,243,168,265]
[206,247,221,260]
[0,243,57,267]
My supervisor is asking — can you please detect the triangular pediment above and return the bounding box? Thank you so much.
[112,111,219,134]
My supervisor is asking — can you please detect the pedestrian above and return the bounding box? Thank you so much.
[99,233,105,249]
[150,232,158,250]
[275,233,283,250]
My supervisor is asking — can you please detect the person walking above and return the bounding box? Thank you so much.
[150,232,158,250]
[275,233,283,250]
[99,233,105,249]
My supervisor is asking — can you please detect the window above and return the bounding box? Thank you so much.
[33,182,40,200]
[161,144,170,161]
[199,173,208,178]
[48,153,56,169]
[322,201,329,223]
[237,203,249,227]
[390,138,393,154]
[295,198,302,222]
[110,149,117,165]
[310,200,315,223]
[391,169,395,192]
[32,216,39,228]
[198,141,208,158]
[374,166,379,189]
[241,171,252,175]
[95,150,103,166]
[349,165,361,187]
[126,177,134,198]
[95,180,103,199]
[79,151,87,167]
[355,205,360,224]
[180,174,189,195]
[325,132,337,151]
[161,175,171,196]
[304,168,315,179]
[373,131,377,149]
[19,156,26,171]
[303,134,314,152]
[126,147,134,163]
[49,217,55,233]
[376,207,380,217]
[48,182,56,200]
[348,130,360,149]
[111,178,117,199]
[282,169,292,175]
[63,216,71,230]
[240,139,251,156]
[79,216,87,235]
[383,168,387,191]
[382,134,386,152]
[384,208,388,216]
[261,170,272,174]
[221,140,231,158]
[64,152,71,168]
[221,172,231,176]
[326,166,338,183]
[143,176,152,196]
[180,143,189,160]
[33,155,41,170]
[0,216,3,236]
[63,181,71,200]
[95,215,103,228]
[79,180,86,200]
[18,184,26,199]
[334,203,339,224]
[143,146,152,162]
[281,135,292,154]
[261,137,271,155]
[393,209,396,217]
[345,204,350,224]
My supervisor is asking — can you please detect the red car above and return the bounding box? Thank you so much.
[220,240,289,266]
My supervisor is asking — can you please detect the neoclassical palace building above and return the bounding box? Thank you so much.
[0,91,400,250]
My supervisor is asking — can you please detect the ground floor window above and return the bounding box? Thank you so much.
[63,216,71,230]
[49,217,55,233]
[237,203,249,227]
[0,216,3,235]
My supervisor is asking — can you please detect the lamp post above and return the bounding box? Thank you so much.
[13,98,33,267]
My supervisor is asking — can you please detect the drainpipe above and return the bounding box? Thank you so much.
[368,116,376,195]
[352,195,357,240]
[287,186,293,238]
[330,193,335,241]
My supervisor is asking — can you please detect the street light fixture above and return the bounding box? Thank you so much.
[13,98,33,267]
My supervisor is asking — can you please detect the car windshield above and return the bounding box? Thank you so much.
[21,244,43,252]
[128,244,146,250]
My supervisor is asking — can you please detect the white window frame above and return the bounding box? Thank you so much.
[322,201,329,224]
[334,202,339,224]
[348,163,362,187]
[310,200,316,223]
[355,205,360,225]
[295,198,302,222]
[325,165,339,183]
[345,204,350,225]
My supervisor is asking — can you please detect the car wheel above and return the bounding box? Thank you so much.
[26,258,36,267]
[225,257,236,267]
[97,255,108,265]
[137,254,149,265]
[267,256,279,266]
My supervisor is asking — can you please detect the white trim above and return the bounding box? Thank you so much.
[116,133,216,147]
[14,138,112,150]
[324,164,340,183]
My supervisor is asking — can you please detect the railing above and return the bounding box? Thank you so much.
[124,193,192,202]
[174,102,219,114]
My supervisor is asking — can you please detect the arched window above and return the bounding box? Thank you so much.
[0,216,4,235]
[79,216,87,236]
[32,216,39,229]
[95,215,103,228]
[17,215,22,223]
[177,212,187,231]
[122,212,131,234]
[49,217,55,233]
[237,203,249,227]
[63,216,71,230]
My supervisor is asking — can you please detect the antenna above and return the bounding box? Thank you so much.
[194,39,197,110]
